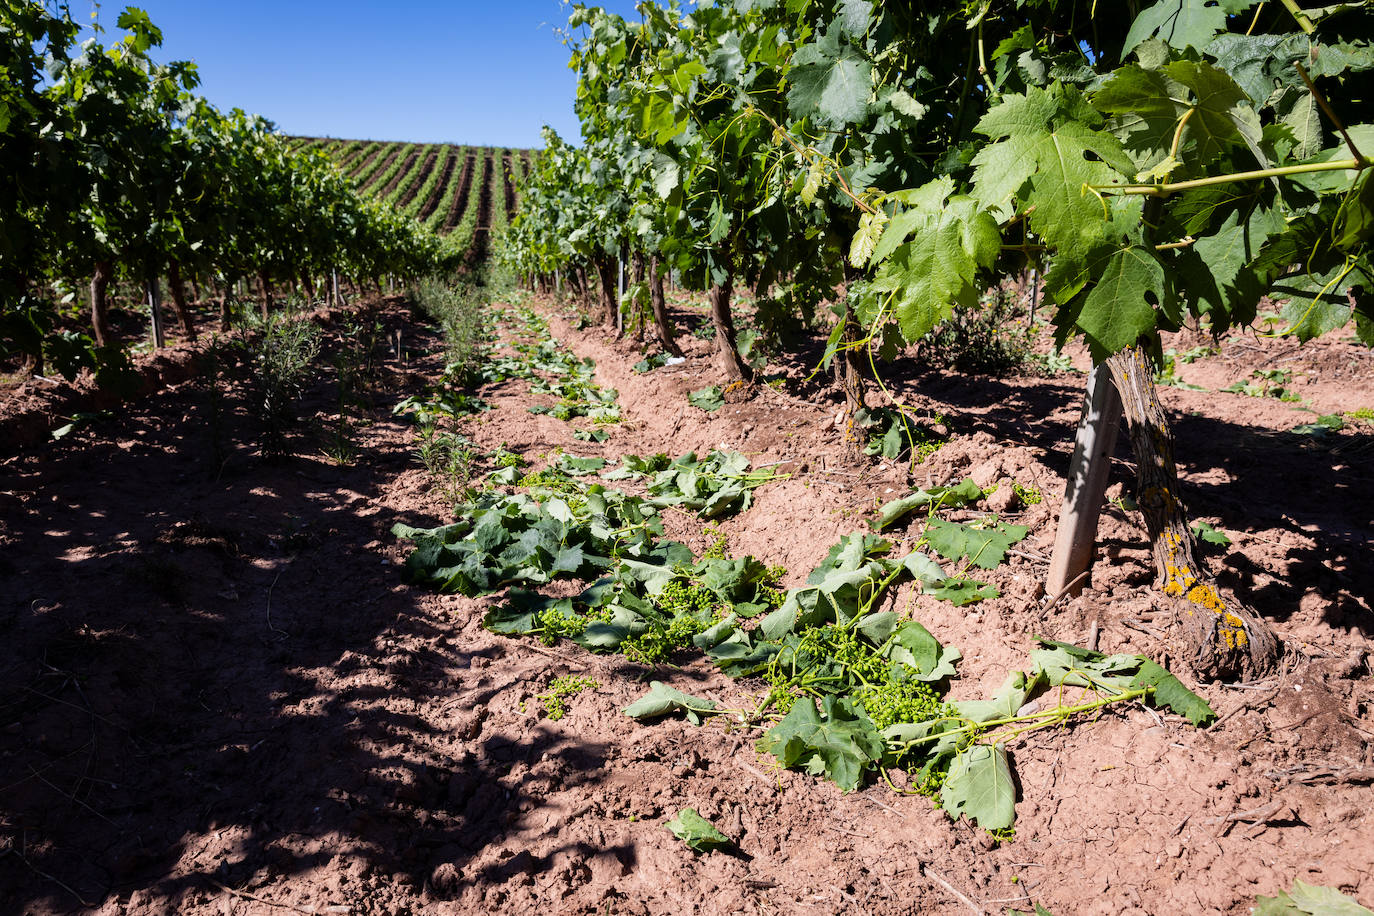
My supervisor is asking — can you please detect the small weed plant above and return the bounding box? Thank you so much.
[254,317,322,460]
[920,287,1034,376]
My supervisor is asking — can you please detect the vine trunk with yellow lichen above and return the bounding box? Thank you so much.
[1106,346,1280,681]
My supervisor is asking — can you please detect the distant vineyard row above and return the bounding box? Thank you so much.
[290,137,535,263]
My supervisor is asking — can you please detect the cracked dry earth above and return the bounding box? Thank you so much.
[1,289,1371,915]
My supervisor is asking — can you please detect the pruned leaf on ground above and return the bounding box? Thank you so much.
[1033,638,1216,726]
[925,518,1028,569]
[1254,881,1374,916]
[642,449,781,519]
[880,618,963,682]
[954,671,1038,724]
[1190,520,1232,545]
[1130,658,1216,726]
[665,807,730,852]
[604,452,672,480]
[555,454,608,475]
[875,478,983,529]
[758,695,885,792]
[689,386,724,411]
[925,578,999,606]
[624,681,718,724]
[634,352,671,373]
[940,743,1016,830]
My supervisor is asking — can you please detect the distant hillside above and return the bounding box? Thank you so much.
[290,137,535,263]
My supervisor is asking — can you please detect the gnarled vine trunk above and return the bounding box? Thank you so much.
[649,255,681,356]
[630,251,646,342]
[1106,345,1280,681]
[90,259,113,347]
[593,256,617,330]
[708,275,751,382]
[258,270,272,322]
[834,302,867,418]
[219,278,234,332]
[167,261,195,339]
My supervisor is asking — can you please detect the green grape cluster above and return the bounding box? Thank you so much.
[537,675,599,721]
[537,606,588,646]
[854,678,951,731]
[655,578,719,618]
[701,524,728,559]
[796,626,888,686]
[621,613,707,666]
[517,468,585,505]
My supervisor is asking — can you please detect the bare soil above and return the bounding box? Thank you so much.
[1,289,1371,916]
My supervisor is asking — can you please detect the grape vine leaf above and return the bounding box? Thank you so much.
[1076,244,1164,356]
[758,695,884,792]
[1123,0,1227,56]
[953,671,1039,724]
[924,519,1028,570]
[940,743,1016,830]
[868,196,1001,342]
[875,478,983,530]
[624,681,718,723]
[1130,658,1217,726]
[787,28,871,128]
[1254,880,1374,916]
[688,386,724,411]
[1094,61,1264,173]
[665,807,730,852]
[972,87,1137,263]
[1205,33,1307,107]
[882,619,963,681]
[1273,265,1355,342]
[925,578,1000,606]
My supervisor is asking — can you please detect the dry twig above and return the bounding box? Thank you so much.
[922,864,986,915]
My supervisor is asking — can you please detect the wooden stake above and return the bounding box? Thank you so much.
[1046,362,1122,599]
[147,275,165,349]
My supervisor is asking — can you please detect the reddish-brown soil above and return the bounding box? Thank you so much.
[1,289,1371,916]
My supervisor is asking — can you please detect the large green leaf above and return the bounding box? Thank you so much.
[624,681,718,723]
[869,197,1002,343]
[1123,0,1227,55]
[1076,244,1164,355]
[1095,61,1265,174]
[665,807,730,852]
[972,87,1137,262]
[757,695,885,792]
[940,743,1016,829]
[788,30,871,128]
[1254,880,1374,916]
[924,519,1028,570]
[1131,659,1216,726]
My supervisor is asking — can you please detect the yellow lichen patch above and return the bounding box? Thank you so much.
[1219,612,1249,650]
[1163,561,1199,598]
[1186,583,1226,613]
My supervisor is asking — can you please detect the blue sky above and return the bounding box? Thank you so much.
[85,1,646,148]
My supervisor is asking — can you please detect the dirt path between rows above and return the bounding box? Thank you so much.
[1,289,1371,915]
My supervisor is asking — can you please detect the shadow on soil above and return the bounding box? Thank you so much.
[0,307,629,912]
